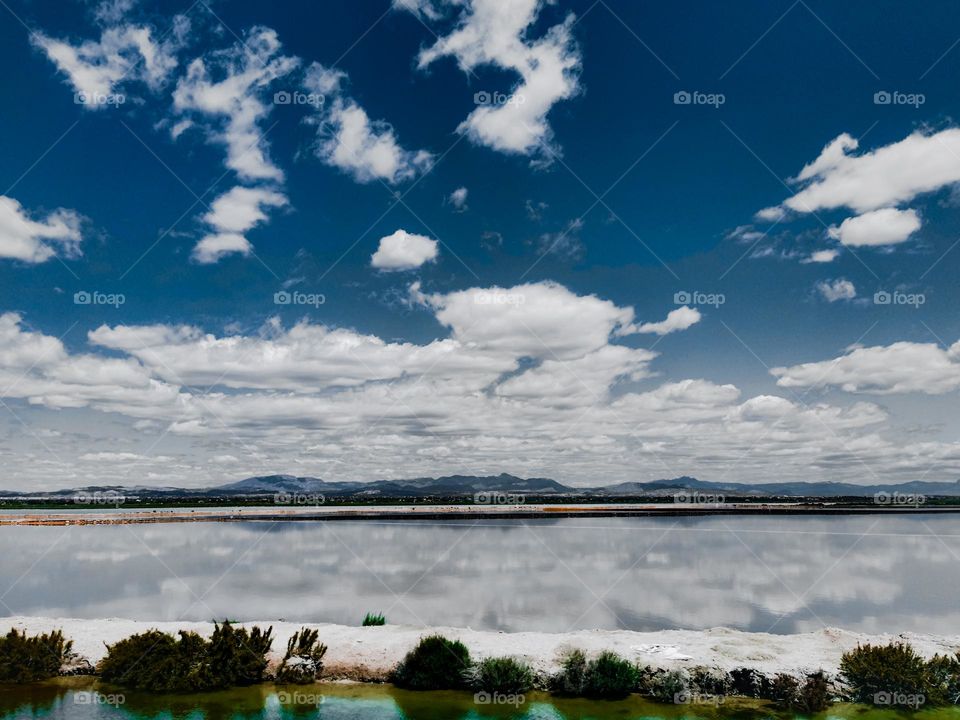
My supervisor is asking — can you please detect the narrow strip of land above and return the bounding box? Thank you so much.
[0,502,956,525]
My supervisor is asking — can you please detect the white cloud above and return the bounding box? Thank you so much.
[827,207,921,247]
[203,186,288,234]
[190,186,287,264]
[304,63,434,184]
[191,233,252,264]
[768,128,960,216]
[414,280,639,360]
[173,26,299,182]
[816,278,856,302]
[371,230,439,271]
[34,19,186,106]
[3,301,960,486]
[772,340,960,394]
[404,0,582,158]
[633,306,702,335]
[802,249,839,264]
[448,186,469,211]
[0,195,83,263]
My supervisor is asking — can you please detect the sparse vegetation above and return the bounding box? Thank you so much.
[97,622,273,692]
[0,629,73,683]
[551,649,639,699]
[468,656,535,694]
[769,671,830,712]
[840,642,934,706]
[275,628,328,684]
[391,635,471,690]
[362,613,386,627]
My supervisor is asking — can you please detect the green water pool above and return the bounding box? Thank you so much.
[1,679,957,720]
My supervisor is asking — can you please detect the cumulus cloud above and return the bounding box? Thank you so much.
[633,306,702,335]
[815,278,856,302]
[448,186,469,211]
[173,26,298,182]
[801,249,839,264]
[827,207,921,247]
[0,195,84,263]
[2,298,959,486]
[371,229,439,271]
[191,186,287,263]
[304,63,433,184]
[401,0,582,158]
[783,129,960,214]
[772,340,960,394]
[33,16,187,106]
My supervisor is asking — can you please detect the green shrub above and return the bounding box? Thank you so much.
[551,649,638,699]
[275,628,328,684]
[362,613,386,627]
[98,622,273,692]
[551,649,588,695]
[770,672,830,712]
[642,669,687,703]
[583,651,639,698]
[0,629,73,682]
[728,667,770,698]
[391,635,471,690]
[840,643,931,706]
[924,653,960,706]
[469,657,534,694]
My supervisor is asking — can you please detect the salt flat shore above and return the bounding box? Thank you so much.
[4,616,958,681]
[2,502,955,526]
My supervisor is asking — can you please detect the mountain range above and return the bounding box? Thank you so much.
[4,473,960,499]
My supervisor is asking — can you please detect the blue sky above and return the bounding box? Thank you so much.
[2,0,960,489]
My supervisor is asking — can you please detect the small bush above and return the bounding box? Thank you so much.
[391,635,471,690]
[689,667,729,696]
[728,667,770,698]
[840,643,931,705]
[275,628,328,684]
[469,657,534,694]
[583,651,639,698]
[0,629,73,682]
[927,653,960,706]
[551,649,638,699]
[362,613,386,627]
[643,669,688,703]
[552,649,588,696]
[98,622,273,692]
[770,672,830,712]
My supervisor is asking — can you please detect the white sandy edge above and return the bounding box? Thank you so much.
[3,616,959,682]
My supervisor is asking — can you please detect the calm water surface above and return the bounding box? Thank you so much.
[2,680,956,720]
[1,515,958,633]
